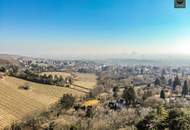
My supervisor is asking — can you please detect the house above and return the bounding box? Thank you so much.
[108,98,126,110]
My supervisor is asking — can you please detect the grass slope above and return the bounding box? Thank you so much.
[0,73,96,129]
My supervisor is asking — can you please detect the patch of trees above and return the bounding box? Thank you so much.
[30,64,48,73]
[58,94,75,110]
[122,86,136,106]
[168,79,173,87]
[16,70,69,87]
[2,65,74,87]
[0,66,6,72]
[113,86,119,97]
[136,107,190,130]
[154,78,160,86]
[4,65,19,76]
[182,80,188,97]
[78,68,91,73]
[154,76,167,87]
[173,75,181,91]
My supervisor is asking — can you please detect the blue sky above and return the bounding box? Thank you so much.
[0,0,190,58]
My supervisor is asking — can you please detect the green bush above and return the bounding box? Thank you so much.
[169,109,190,130]
[59,94,75,110]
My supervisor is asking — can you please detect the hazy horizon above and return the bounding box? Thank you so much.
[2,53,190,61]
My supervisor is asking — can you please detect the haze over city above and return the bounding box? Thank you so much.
[2,1,190,130]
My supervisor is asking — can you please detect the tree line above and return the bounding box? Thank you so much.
[0,65,74,87]
[16,70,73,87]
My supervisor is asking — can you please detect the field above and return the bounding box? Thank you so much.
[0,72,96,129]
[42,72,97,90]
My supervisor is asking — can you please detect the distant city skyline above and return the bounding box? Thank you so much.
[0,0,190,58]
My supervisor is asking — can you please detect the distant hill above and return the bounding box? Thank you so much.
[0,54,21,66]
[0,54,21,59]
[0,59,11,65]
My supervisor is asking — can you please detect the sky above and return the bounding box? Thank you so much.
[0,0,190,59]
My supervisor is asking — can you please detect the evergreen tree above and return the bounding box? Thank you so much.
[48,74,54,85]
[173,76,181,91]
[154,78,160,86]
[161,69,166,75]
[168,79,173,87]
[122,86,136,106]
[182,80,188,97]
[160,75,167,86]
[140,68,144,75]
[58,75,65,86]
[42,74,48,83]
[54,74,59,84]
[160,89,166,99]
[157,105,168,120]
[157,105,168,129]
[59,75,64,81]
[113,86,119,97]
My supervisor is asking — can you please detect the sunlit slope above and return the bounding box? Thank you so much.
[0,108,17,129]
[0,77,45,129]
[0,74,96,129]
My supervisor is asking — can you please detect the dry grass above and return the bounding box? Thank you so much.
[0,72,97,129]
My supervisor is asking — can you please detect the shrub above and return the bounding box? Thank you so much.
[18,83,30,90]
[0,66,6,72]
[45,122,56,130]
[136,111,164,130]
[86,106,94,118]
[59,94,75,110]
[168,109,190,130]
[144,96,164,108]
[122,87,136,106]
[8,122,21,130]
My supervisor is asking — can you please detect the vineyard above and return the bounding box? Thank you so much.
[0,72,96,129]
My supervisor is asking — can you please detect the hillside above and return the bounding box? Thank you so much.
[0,54,21,66]
[0,73,97,129]
[0,59,10,65]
